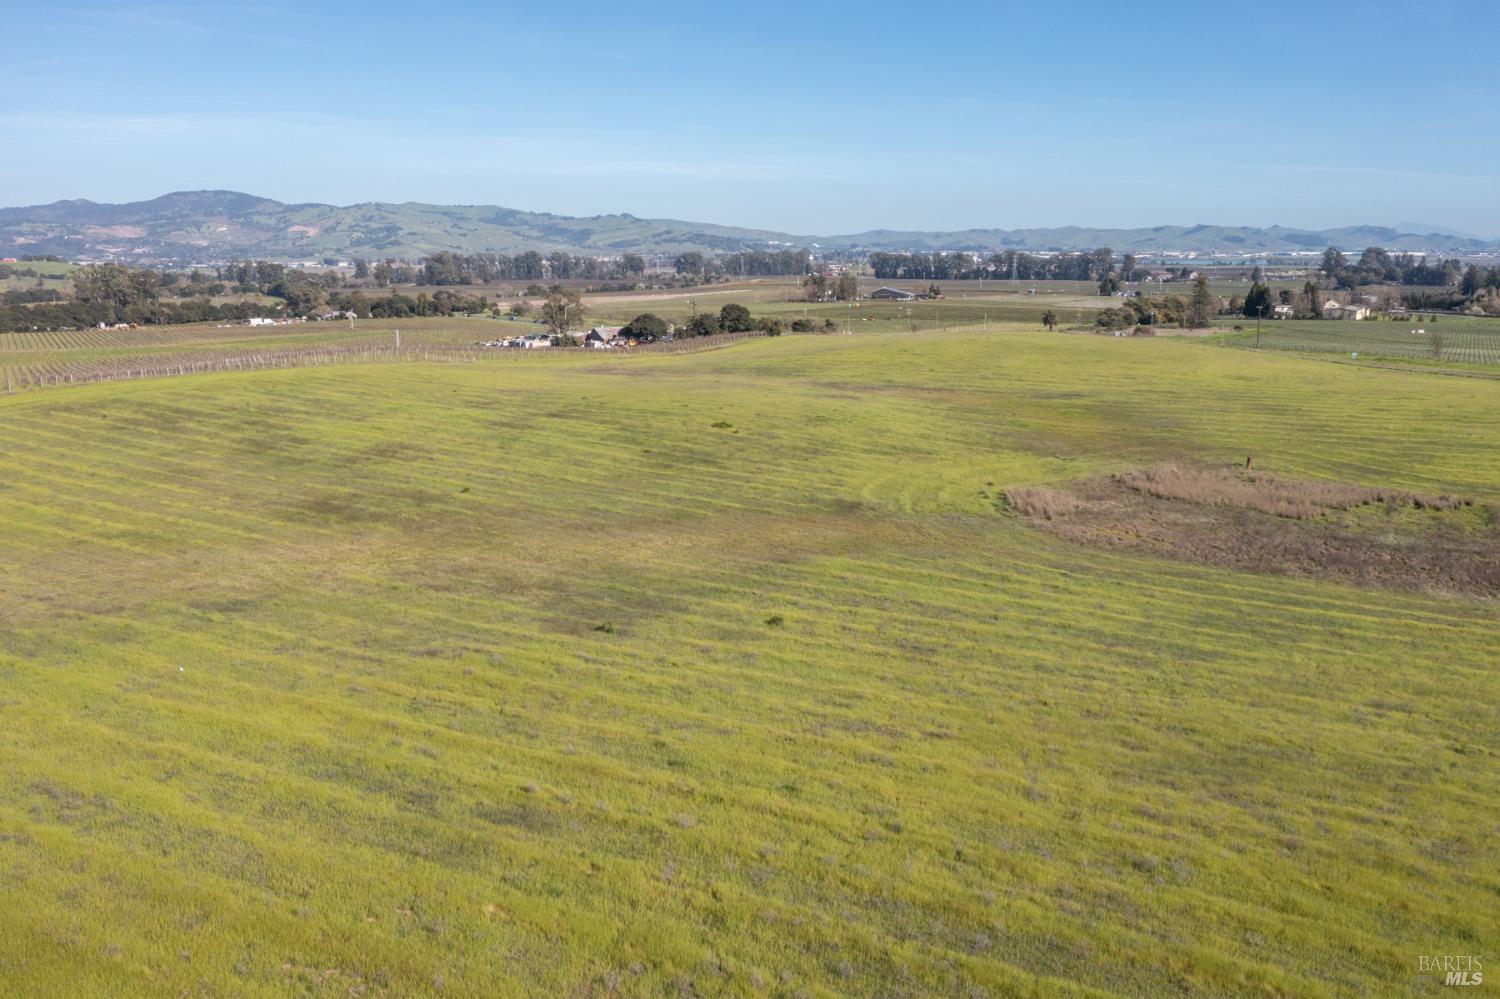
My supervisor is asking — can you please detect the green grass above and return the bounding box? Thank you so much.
[0,331,1496,996]
[1,259,75,277]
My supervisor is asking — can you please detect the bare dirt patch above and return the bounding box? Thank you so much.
[1006,465,1500,595]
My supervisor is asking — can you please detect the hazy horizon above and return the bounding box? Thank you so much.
[3,188,1493,242]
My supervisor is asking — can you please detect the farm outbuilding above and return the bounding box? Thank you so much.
[869,287,915,301]
[1322,301,1370,321]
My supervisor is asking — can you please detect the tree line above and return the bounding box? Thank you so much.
[0,260,495,332]
[1319,247,1463,288]
[674,249,813,277]
[869,249,1138,283]
[407,251,649,286]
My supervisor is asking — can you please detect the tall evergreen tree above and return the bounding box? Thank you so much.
[1243,282,1273,319]
[1187,275,1214,328]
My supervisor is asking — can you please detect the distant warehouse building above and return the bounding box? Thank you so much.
[869,286,916,301]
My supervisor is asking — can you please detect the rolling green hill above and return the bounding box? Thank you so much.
[0,191,797,262]
[3,191,1495,262]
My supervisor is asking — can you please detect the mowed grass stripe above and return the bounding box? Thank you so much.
[0,330,1495,995]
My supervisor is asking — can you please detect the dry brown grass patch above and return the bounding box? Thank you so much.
[1114,464,1470,520]
[1003,487,1084,520]
[1004,464,1496,595]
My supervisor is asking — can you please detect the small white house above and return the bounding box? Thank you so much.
[1272,304,1295,319]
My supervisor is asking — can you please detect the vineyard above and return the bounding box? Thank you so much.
[0,328,768,391]
[0,303,1014,393]
[1214,316,1500,365]
[0,319,491,353]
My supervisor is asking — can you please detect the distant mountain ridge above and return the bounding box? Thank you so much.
[2,190,1495,261]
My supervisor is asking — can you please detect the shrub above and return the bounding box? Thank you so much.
[620,313,667,342]
[682,313,719,338]
[719,303,753,332]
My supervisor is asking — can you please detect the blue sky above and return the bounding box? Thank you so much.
[4,0,1497,234]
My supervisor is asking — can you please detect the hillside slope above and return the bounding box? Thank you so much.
[3,190,1496,260]
[0,332,1495,995]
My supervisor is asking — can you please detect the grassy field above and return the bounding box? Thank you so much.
[0,287,1080,389]
[0,330,1496,996]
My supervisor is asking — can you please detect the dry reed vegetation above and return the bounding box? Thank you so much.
[1006,464,1495,594]
[1002,486,1083,519]
[1114,463,1470,519]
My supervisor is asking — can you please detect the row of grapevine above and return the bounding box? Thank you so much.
[1219,322,1500,365]
[0,332,766,393]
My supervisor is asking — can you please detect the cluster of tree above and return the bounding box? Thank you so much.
[870,248,1123,282]
[1086,275,1215,330]
[217,260,298,288]
[1460,263,1500,297]
[0,297,270,332]
[1400,264,1500,315]
[71,262,168,308]
[675,249,810,276]
[0,257,504,331]
[0,261,243,330]
[678,300,792,339]
[633,302,792,342]
[1319,246,1462,288]
[801,270,859,301]
[709,250,813,277]
[2,287,65,305]
[1093,295,1189,330]
[1241,281,1275,319]
[539,289,587,336]
[413,251,646,286]
[327,290,489,319]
